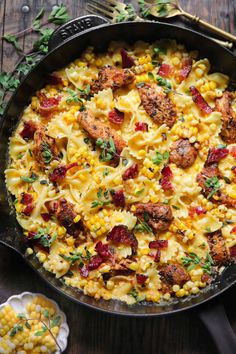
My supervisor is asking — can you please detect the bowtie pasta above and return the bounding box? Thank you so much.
[5,40,236,305]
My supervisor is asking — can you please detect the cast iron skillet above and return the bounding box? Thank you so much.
[0,15,235,353]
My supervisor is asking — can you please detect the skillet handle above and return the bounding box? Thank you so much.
[48,15,109,51]
[0,228,25,256]
[198,298,236,354]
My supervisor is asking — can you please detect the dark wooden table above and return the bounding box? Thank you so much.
[0,1,236,353]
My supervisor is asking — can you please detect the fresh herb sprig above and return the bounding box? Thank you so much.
[96,137,118,162]
[204,176,221,199]
[0,4,70,117]
[115,4,136,22]
[91,187,112,209]
[134,217,153,234]
[182,252,214,274]
[138,0,176,18]
[9,311,63,352]
[33,229,57,248]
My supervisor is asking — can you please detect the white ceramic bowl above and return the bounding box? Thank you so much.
[0,292,69,353]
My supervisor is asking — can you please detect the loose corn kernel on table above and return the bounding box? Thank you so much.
[0,0,236,353]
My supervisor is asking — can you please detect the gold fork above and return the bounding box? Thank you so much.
[86,0,233,49]
[146,0,236,43]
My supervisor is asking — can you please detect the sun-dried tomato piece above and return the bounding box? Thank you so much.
[107,225,138,253]
[80,265,89,278]
[189,86,213,114]
[135,122,148,132]
[230,226,236,233]
[136,274,148,284]
[111,189,125,208]
[47,74,63,85]
[49,162,78,183]
[23,203,34,216]
[122,163,139,181]
[149,240,168,249]
[229,245,236,258]
[41,213,51,222]
[154,249,161,262]
[205,147,229,165]
[160,165,173,191]
[179,57,192,82]
[21,193,33,205]
[120,48,135,68]
[189,205,207,218]
[108,108,125,125]
[95,241,113,259]
[158,63,172,77]
[38,93,61,117]
[20,120,38,141]
[88,255,103,270]
[201,273,212,284]
[231,146,236,158]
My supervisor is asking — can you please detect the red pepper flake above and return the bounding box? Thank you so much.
[149,240,168,249]
[230,226,236,233]
[122,163,139,181]
[179,57,192,82]
[41,213,51,222]
[120,48,135,68]
[47,74,63,85]
[88,255,103,270]
[80,264,89,278]
[49,162,78,183]
[189,205,207,218]
[231,166,236,174]
[206,147,229,165]
[189,86,213,114]
[231,146,236,158]
[107,225,138,253]
[135,122,148,132]
[136,274,148,284]
[95,241,113,259]
[108,108,124,125]
[160,164,173,191]
[154,249,161,262]
[23,204,34,216]
[229,245,236,258]
[111,190,125,208]
[20,120,38,141]
[158,63,172,77]
[21,193,33,205]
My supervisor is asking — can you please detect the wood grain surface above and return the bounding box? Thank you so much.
[0,1,236,353]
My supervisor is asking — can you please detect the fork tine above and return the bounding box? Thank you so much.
[103,0,124,7]
[86,4,113,19]
[88,0,114,12]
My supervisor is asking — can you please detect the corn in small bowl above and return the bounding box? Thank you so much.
[0,292,69,354]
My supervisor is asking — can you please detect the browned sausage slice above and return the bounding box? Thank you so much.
[159,264,190,286]
[90,66,135,95]
[207,229,229,266]
[77,109,126,154]
[169,138,197,168]
[215,91,236,144]
[134,203,173,232]
[137,83,176,128]
[33,126,59,169]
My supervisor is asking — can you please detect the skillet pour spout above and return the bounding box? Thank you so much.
[0,14,235,334]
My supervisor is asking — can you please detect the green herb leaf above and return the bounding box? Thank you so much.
[34,325,47,336]
[204,176,221,199]
[152,151,163,165]
[3,34,22,51]
[60,252,83,265]
[9,324,23,337]
[135,188,145,195]
[134,218,153,234]
[21,172,38,183]
[48,4,70,25]
[96,137,117,162]
[41,142,53,164]
[103,168,110,177]
[17,313,26,319]
[156,75,172,93]
[33,229,57,248]
[50,315,61,328]
[128,288,145,302]
[25,321,31,329]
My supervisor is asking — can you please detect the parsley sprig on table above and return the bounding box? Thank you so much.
[0,4,70,117]
[138,0,176,18]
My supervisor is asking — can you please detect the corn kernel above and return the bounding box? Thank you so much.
[58,226,66,237]
[129,262,138,271]
[73,215,81,223]
[176,289,185,297]
[172,285,180,292]
[172,56,180,66]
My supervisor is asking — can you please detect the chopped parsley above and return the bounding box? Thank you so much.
[21,172,38,183]
[33,229,57,248]
[66,88,84,104]
[128,288,145,302]
[103,168,110,177]
[152,150,169,165]
[182,252,214,274]
[204,176,221,199]
[91,188,112,209]
[34,325,47,336]
[134,218,153,234]
[156,75,172,93]
[96,137,117,162]
[41,142,53,164]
